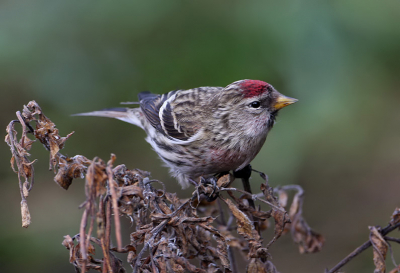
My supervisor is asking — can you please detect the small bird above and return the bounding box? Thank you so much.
[76,80,297,188]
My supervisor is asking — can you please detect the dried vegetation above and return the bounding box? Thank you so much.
[6,101,398,272]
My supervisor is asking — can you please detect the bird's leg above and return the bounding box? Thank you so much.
[233,164,260,233]
[233,164,253,198]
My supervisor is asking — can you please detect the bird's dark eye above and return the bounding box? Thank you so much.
[249,101,261,108]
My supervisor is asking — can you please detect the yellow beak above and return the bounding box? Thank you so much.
[273,94,298,110]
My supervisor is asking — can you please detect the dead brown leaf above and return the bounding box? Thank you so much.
[260,183,290,247]
[390,208,400,226]
[54,155,91,189]
[276,185,324,253]
[247,259,280,273]
[217,173,233,188]
[223,197,263,259]
[370,226,388,273]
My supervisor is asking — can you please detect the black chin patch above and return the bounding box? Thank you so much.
[268,110,278,128]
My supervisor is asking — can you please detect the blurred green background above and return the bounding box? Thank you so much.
[1,0,400,272]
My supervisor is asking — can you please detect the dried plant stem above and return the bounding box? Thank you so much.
[220,188,285,212]
[101,198,113,273]
[106,158,122,251]
[79,208,89,272]
[385,236,400,244]
[217,198,238,273]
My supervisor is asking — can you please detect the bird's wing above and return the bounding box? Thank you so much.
[139,90,183,139]
[139,87,222,141]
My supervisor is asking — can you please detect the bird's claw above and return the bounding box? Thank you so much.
[199,176,219,202]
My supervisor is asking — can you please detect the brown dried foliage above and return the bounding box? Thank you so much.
[369,226,388,273]
[6,101,324,273]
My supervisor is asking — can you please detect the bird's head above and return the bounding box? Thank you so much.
[215,79,297,138]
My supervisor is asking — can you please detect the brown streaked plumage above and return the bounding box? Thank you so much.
[75,80,297,188]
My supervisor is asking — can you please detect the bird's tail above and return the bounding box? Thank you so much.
[73,108,144,129]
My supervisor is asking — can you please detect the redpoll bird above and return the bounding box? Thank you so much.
[76,80,297,188]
